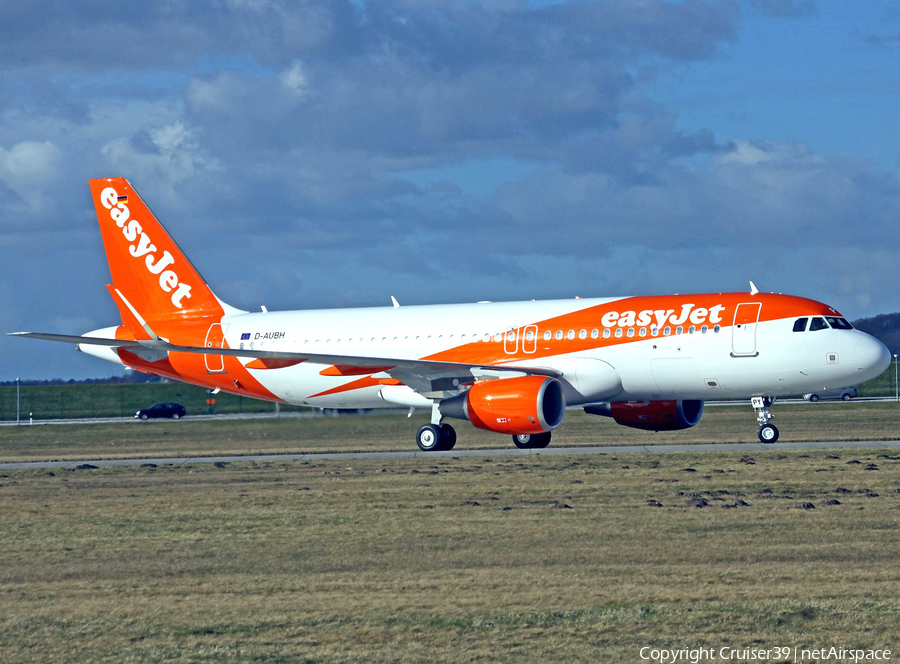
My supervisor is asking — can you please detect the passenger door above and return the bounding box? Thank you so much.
[731,303,761,357]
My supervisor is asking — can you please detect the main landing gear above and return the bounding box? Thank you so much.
[512,432,552,449]
[416,424,553,451]
[416,422,457,452]
[751,396,779,443]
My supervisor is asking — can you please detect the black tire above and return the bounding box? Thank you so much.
[512,433,533,449]
[139,413,148,420]
[416,424,442,452]
[512,431,552,449]
[172,413,181,419]
[438,423,457,451]
[758,424,779,444]
[809,394,819,402]
[842,393,851,402]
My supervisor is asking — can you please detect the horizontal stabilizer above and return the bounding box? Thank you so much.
[8,332,142,348]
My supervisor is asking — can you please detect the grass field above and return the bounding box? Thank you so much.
[2,448,899,661]
[1,409,899,661]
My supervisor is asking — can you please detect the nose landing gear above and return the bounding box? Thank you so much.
[751,396,779,443]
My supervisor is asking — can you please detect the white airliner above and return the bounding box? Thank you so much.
[11,178,891,450]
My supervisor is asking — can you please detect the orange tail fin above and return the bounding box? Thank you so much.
[89,178,226,323]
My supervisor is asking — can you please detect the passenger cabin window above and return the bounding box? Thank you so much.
[809,317,830,332]
[793,318,808,333]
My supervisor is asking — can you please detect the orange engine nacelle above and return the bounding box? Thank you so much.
[439,375,566,435]
[585,400,704,431]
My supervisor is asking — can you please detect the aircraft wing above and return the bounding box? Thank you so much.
[9,331,561,394]
[145,337,562,394]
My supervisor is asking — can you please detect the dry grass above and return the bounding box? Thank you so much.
[1,402,898,464]
[1,436,900,661]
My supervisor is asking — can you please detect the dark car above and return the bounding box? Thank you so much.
[135,402,187,420]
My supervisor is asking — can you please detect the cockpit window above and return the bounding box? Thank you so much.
[809,317,830,332]
[792,318,808,332]
[826,317,853,330]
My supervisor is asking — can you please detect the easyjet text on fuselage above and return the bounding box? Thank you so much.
[600,303,726,329]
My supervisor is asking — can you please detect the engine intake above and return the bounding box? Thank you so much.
[585,400,704,431]
[440,375,565,435]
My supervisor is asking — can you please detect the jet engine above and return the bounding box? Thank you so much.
[584,400,704,431]
[440,375,565,435]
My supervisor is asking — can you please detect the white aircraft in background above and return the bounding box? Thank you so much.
[11,178,891,451]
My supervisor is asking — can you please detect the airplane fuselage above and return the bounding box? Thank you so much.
[83,292,888,411]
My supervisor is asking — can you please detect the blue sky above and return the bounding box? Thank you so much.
[1,0,899,380]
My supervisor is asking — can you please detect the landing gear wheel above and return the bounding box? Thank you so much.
[512,433,531,449]
[512,431,552,449]
[758,424,779,444]
[439,423,457,451]
[416,424,442,451]
[417,423,456,451]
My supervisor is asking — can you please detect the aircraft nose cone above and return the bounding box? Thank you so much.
[854,333,891,383]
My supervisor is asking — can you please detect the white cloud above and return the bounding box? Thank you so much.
[279,61,309,98]
[716,139,822,166]
[100,121,221,205]
[0,140,62,212]
[0,140,60,180]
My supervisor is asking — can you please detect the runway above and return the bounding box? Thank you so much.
[3,439,900,471]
